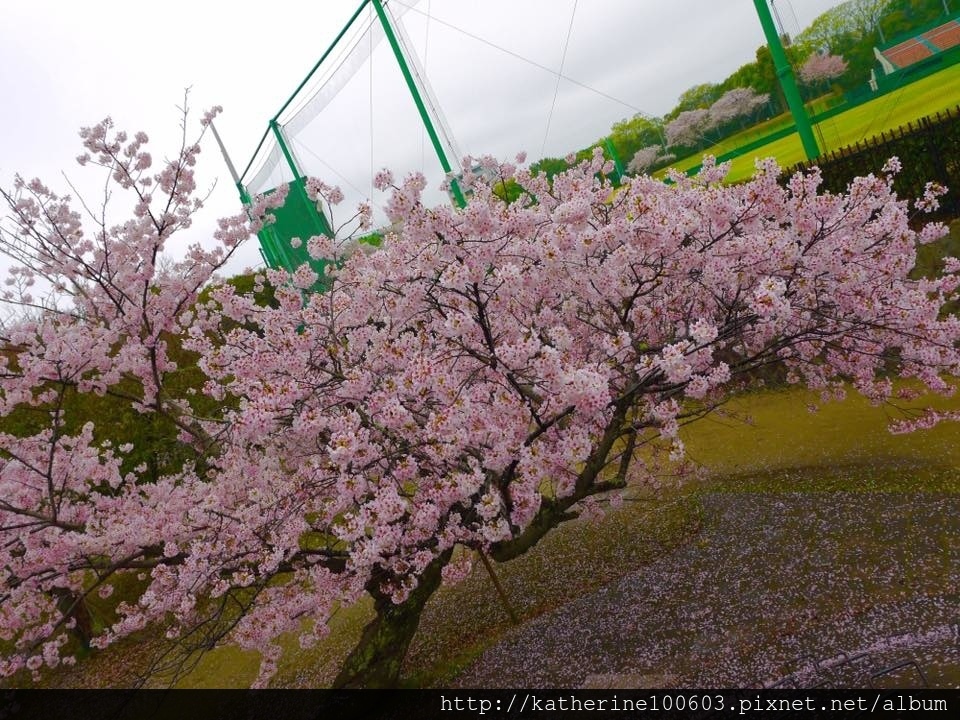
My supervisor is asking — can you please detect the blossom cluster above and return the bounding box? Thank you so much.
[1,109,958,686]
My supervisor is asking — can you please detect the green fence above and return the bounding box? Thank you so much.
[874,43,960,93]
[681,36,960,178]
[786,104,960,220]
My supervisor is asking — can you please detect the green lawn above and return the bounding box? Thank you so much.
[663,62,960,183]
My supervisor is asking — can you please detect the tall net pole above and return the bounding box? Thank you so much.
[372,0,467,208]
[753,0,820,161]
[269,120,333,239]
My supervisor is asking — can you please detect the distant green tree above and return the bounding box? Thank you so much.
[492,178,525,203]
[883,0,954,39]
[608,114,665,166]
[849,0,896,43]
[798,0,893,46]
[752,45,789,113]
[719,55,780,116]
[529,156,572,180]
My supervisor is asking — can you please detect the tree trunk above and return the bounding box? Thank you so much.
[332,550,451,688]
[333,407,632,686]
[52,588,93,651]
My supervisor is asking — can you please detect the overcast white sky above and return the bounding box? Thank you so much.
[0,0,847,277]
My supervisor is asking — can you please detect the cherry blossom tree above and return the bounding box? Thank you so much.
[626,145,675,175]
[708,88,770,127]
[665,89,770,152]
[664,108,713,149]
[799,52,850,85]
[2,108,959,689]
[0,100,288,683]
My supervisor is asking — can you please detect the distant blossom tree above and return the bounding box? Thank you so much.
[1,108,959,689]
[799,52,850,85]
[708,88,770,127]
[664,108,713,148]
[626,145,676,175]
[665,88,769,151]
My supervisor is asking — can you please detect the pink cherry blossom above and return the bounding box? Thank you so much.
[1,108,958,689]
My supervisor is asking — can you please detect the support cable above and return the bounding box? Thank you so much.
[390,0,646,115]
[542,0,578,156]
[292,137,369,199]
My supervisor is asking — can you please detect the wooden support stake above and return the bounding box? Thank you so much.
[477,548,519,625]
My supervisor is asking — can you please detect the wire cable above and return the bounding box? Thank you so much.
[541,0,578,156]
[389,0,648,115]
[292,137,369,199]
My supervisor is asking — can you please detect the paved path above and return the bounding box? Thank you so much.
[453,493,960,688]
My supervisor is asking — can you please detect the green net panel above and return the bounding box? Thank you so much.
[238,0,653,279]
[255,177,333,288]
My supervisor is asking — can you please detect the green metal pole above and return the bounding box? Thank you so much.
[264,120,332,274]
[219,126,283,267]
[604,137,625,182]
[233,177,287,271]
[270,120,304,189]
[270,120,333,239]
[238,180,280,268]
[273,0,372,122]
[752,0,820,161]
[371,0,467,208]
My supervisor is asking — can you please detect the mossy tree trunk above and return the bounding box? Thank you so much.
[52,588,93,651]
[332,405,634,688]
[332,550,451,688]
